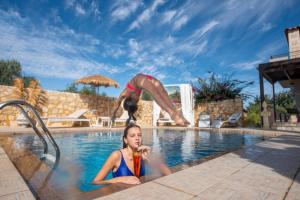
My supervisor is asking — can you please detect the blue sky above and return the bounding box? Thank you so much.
[0,0,299,100]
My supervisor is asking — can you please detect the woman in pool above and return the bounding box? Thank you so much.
[111,73,190,126]
[92,124,171,185]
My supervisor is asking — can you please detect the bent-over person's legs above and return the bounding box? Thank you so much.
[136,75,189,126]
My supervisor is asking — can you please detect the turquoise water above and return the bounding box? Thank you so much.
[13,129,264,192]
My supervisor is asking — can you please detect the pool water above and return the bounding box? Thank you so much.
[9,129,264,193]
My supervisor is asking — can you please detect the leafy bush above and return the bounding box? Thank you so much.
[79,85,96,96]
[276,91,297,114]
[245,92,297,127]
[193,72,254,104]
[64,82,79,93]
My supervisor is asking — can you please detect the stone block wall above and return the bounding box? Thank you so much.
[136,101,153,127]
[194,98,243,126]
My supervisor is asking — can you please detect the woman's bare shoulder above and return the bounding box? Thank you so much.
[110,150,121,161]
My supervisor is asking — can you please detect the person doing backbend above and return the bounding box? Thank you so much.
[111,73,189,126]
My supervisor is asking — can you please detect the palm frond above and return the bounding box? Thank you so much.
[13,78,25,99]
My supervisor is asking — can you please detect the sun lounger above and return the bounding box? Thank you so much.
[44,109,91,127]
[93,116,111,127]
[198,112,211,128]
[211,112,242,128]
[112,109,131,126]
[157,110,175,126]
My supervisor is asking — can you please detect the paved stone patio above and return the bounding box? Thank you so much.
[0,128,299,200]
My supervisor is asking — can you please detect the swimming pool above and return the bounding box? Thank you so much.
[1,129,264,199]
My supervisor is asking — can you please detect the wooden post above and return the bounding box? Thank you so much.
[259,67,265,127]
[272,83,277,121]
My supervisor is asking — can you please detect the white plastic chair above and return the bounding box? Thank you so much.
[211,112,242,128]
[198,112,211,128]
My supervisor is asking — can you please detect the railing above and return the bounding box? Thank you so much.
[270,50,300,61]
[0,100,60,168]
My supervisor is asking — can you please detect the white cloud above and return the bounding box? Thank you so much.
[156,73,166,80]
[180,71,198,82]
[139,65,157,75]
[159,0,206,31]
[260,22,274,32]
[128,38,142,58]
[230,38,286,71]
[173,15,188,30]
[91,0,101,20]
[111,0,141,22]
[167,20,218,58]
[231,59,263,70]
[161,10,177,24]
[215,0,292,33]
[75,4,86,15]
[189,20,219,42]
[65,0,76,8]
[64,0,101,19]
[128,0,165,31]
[0,9,124,80]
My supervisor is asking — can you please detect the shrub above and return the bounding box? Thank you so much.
[193,72,254,104]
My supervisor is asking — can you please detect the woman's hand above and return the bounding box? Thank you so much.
[111,116,115,124]
[116,176,141,184]
[137,145,151,161]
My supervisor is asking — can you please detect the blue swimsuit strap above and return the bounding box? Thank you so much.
[120,150,134,174]
[112,150,145,177]
[112,150,134,177]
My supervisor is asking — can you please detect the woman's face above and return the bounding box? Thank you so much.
[124,127,142,149]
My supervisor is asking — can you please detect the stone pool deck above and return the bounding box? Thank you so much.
[0,144,35,199]
[0,128,299,200]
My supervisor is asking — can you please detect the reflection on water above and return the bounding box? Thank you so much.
[3,129,263,197]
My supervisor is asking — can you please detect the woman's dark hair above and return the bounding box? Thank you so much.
[123,97,138,125]
[123,123,141,148]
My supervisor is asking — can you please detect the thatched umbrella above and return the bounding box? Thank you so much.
[76,74,119,114]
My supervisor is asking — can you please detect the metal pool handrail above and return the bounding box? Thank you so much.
[0,100,60,168]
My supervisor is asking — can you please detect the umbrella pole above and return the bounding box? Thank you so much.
[96,86,99,113]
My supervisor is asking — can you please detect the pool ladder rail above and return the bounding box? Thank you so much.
[0,100,60,168]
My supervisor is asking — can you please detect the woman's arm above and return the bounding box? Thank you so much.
[138,146,171,176]
[92,151,141,185]
[157,161,171,175]
[111,89,127,123]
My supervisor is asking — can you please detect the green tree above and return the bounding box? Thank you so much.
[244,96,271,127]
[193,72,254,104]
[0,59,22,85]
[64,82,79,93]
[79,85,96,96]
[276,91,297,114]
[141,90,153,101]
[100,92,107,97]
[169,90,181,103]
[245,91,297,127]
[23,76,37,88]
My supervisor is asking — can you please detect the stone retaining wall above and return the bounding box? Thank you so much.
[0,85,152,127]
[194,98,243,126]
